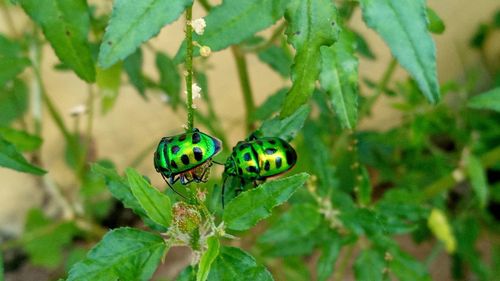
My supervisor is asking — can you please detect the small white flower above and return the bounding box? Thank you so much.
[191,18,206,35]
[192,83,202,99]
[69,104,87,117]
[200,45,211,57]
[182,124,189,130]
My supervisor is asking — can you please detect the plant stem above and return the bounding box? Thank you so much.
[359,58,397,118]
[231,46,256,133]
[333,242,356,281]
[419,145,500,201]
[86,84,95,150]
[185,6,195,131]
[198,0,212,11]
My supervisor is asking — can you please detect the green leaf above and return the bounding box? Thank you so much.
[178,266,196,281]
[97,62,122,114]
[0,136,46,175]
[316,231,341,281]
[467,87,500,112]
[280,0,339,118]
[19,0,95,82]
[207,247,273,281]
[23,209,78,268]
[197,236,220,281]
[0,127,42,152]
[223,173,309,231]
[0,79,28,126]
[389,248,432,281]
[352,31,375,59]
[156,52,181,109]
[126,168,172,228]
[123,48,146,97]
[358,165,372,206]
[98,0,192,68]
[92,164,167,232]
[319,29,359,129]
[251,88,288,122]
[260,105,309,141]
[354,249,385,281]
[467,155,489,208]
[257,45,292,78]
[258,204,320,244]
[0,35,30,88]
[174,0,288,62]
[426,7,445,34]
[359,0,440,104]
[67,227,167,281]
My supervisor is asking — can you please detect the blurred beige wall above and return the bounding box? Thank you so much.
[0,0,498,235]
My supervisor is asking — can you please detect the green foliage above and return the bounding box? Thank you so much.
[97,62,122,114]
[0,126,42,152]
[126,168,172,228]
[467,155,489,208]
[0,79,28,126]
[0,35,30,87]
[22,209,78,268]
[98,0,193,68]
[359,0,440,104]
[175,0,288,62]
[2,1,499,280]
[67,228,167,281]
[19,0,96,82]
[281,0,339,117]
[468,87,500,112]
[92,164,167,231]
[157,52,181,109]
[0,135,45,175]
[319,29,359,129]
[223,173,309,231]
[197,236,220,281]
[207,247,273,281]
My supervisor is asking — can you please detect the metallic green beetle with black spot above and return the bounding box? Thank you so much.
[154,128,222,187]
[222,132,297,206]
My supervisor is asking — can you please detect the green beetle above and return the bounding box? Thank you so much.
[222,133,297,206]
[154,128,222,189]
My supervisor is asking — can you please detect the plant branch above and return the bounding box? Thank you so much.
[185,6,195,130]
[359,58,397,118]
[198,0,212,11]
[419,145,500,201]
[231,46,256,133]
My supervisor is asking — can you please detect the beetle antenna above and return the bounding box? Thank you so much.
[221,174,229,209]
[212,160,224,165]
[161,174,187,199]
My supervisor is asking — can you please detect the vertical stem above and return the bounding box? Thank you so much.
[231,46,255,133]
[185,6,194,130]
[359,58,397,118]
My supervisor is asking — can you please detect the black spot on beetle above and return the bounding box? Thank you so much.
[285,148,296,165]
[171,145,180,154]
[170,160,178,169]
[192,133,201,144]
[264,160,270,171]
[193,147,203,161]
[238,167,243,175]
[239,143,250,151]
[246,166,258,173]
[265,148,277,155]
[268,139,276,145]
[179,134,187,141]
[243,153,251,161]
[275,157,282,169]
[181,154,190,165]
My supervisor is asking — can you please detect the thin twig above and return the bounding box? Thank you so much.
[231,46,256,133]
[185,6,195,130]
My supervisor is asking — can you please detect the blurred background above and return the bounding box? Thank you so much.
[1,0,499,280]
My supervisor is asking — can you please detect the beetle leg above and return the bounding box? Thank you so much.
[162,174,186,199]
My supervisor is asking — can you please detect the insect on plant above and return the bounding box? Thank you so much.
[154,128,222,195]
[222,132,297,206]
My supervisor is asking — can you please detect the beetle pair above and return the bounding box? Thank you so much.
[153,128,297,206]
